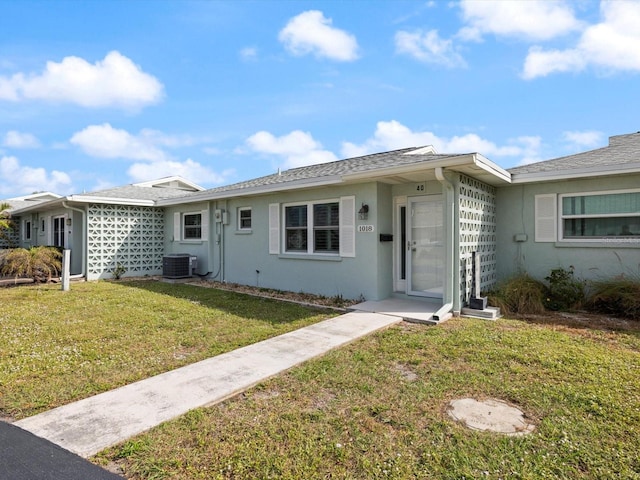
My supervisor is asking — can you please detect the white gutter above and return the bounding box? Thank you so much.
[62,201,87,279]
[510,162,640,184]
[433,167,455,322]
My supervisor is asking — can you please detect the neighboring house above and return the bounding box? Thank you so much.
[496,131,640,282]
[0,192,62,248]
[5,132,640,320]
[6,177,203,279]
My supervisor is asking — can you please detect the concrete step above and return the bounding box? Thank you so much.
[460,306,501,320]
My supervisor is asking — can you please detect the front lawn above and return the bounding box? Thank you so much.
[0,280,334,419]
[98,314,640,479]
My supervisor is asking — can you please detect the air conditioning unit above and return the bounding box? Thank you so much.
[162,254,192,279]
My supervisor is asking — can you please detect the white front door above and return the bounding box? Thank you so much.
[407,195,444,298]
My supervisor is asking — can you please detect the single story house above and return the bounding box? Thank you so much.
[4,132,639,320]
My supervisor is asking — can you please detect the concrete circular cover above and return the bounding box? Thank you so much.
[447,398,535,435]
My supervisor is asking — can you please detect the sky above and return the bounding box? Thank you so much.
[1,0,639,198]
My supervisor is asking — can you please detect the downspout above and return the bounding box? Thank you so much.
[433,167,455,321]
[62,201,86,279]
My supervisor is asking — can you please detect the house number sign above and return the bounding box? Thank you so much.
[358,225,374,233]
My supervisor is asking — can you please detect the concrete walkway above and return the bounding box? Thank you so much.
[15,311,400,458]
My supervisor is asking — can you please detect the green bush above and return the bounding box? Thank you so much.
[0,246,62,283]
[586,277,640,320]
[487,275,546,315]
[543,267,585,311]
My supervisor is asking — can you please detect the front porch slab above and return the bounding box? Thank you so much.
[350,297,440,324]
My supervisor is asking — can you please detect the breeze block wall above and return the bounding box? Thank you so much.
[457,174,497,305]
[87,204,164,280]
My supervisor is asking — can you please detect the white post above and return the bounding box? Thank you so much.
[62,249,70,291]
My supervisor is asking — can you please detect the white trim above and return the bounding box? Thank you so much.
[282,199,341,256]
[339,196,356,258]
[173,212,181,241]
[558,189,640,243]
[511,162,640,184]
[268,203,280,254]
[534,194,557,242]
[182,211,204,241]
[237,207,252,231]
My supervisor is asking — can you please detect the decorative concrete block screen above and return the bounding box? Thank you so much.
[87,204,164,280]
[457,174,497,305]
[0,220,20,249]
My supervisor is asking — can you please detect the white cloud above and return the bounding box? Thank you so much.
[240,47,258,61]
[341,120,541,164]
[523,2,640,79]
[127,159,233,186]
[562,130,604,148]
[279,10,359,62]
[0,156,72,196]
[2,130,40,149]
[70,124,167,161]
[395,29,467,68]
[245,130,338,169]
[0,51,164,109]
[458,0,581,41]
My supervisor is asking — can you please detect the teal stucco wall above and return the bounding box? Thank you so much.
[495,174,640,283]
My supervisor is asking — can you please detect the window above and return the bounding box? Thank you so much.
[24,220,32,241]
[313,202,339,253]
[183,213,202,239]
[269,197,354,257]
[52,216,65,247]
[560,190,640,240]
[285,205,308,251]
[284,201,339,254]
[238,207,252,230]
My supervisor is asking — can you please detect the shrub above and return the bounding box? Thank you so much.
[487,275,546,315]
[543,267,585,311]
[586,277,640,320]
[0,246,62,283]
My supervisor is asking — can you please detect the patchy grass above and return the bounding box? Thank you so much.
[98,316,640,480]
[0,280,334,419]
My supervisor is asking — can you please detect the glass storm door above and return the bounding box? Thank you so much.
[407,195,444,298]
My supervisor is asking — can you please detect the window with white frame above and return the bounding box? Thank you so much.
[560,190,640,240]
[183,213,202,240]
[285,201,339,254]
[24,220,32,241]
[238,207,252,230]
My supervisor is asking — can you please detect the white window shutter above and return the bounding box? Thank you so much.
[46,216,52,245]
[340,196,356,257]
[201,210,209,240]
[535,194,557,242]
[269,203,280,254]
[173,212,181,241]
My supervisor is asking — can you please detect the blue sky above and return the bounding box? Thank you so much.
[1,0,639,197]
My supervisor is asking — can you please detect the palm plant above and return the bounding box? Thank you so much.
[0,202,15,246]
[0,246,63,283]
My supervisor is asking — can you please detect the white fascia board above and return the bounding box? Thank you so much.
[156,175,343,206]
[340,155,473,182]
[510,162,640,184]
[65,195,156,206]
[10,197,69,215]
[473,154,512,184]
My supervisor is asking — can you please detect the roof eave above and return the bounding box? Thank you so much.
[156,175,344,206]
[510,162,640,184]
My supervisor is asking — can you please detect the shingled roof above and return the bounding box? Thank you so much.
[509,132,640,181]
[159,147,483,205]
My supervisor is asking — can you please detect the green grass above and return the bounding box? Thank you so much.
[0,280,334,419]
[97,317,640,480]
